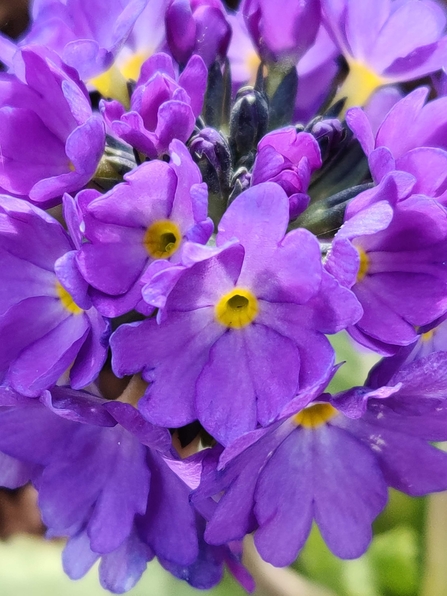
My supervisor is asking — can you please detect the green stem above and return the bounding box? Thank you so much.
[421,491,447,596]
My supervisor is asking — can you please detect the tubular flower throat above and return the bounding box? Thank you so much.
[421,329,435,342]
[333,60,387,114]
[293,403,338,428]
[334,60,388,113]
[56,282,83,315]
[120,52,150,81]
[356,246,370,282]
[215,288,259,328]
[143,220,182,259]
[90,64,130,108]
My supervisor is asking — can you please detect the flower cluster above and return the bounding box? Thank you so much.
[1,0,447,593]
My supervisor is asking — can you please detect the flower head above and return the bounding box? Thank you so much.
[102,52,207,158]
[0,197,109,396]
[112,182,361,444]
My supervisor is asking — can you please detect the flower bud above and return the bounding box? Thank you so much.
[166,0,232,67]
[229,86,269,162]
[189,127,232,199]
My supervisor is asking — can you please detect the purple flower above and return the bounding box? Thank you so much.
[0,197,109,397]
[165,0,232,67]
[365,313,447,388]
[0,49,105,207]
[101,52,207,159]
[0,388,49,488]
[0,0,149,81]
[113,0,170,80]
[347,87,447,201]
[251,127,322,219]
[111,182,361,445]
[227,16,338,124]
[75,140,212,317]
[160,514,254,591]
[241,0,321,65]
[325,172,447,354]
[193,352,447,565]
[0,385,250,592]
[189,127,232,199]
[323,0,447,110]
[226,12,262,94]
[293,23,340,124]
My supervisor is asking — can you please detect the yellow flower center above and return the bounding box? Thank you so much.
[56,282,83,315]
[120,52,150,82]
[421,329,434,343]
[89,50,153,108]
[293,403,338,428]
[89,64,130,108]
[246,50,262,86]
[333,60,388,115]
[143,220,181,259]
[215,288,259,329]
[356,247,370,282]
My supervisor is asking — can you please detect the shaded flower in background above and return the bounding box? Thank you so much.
[322,0,447,110]
[0,49,105,206]
[165,0,232,67]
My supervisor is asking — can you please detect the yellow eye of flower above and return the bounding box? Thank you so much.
[143,220,182,259]
[293,403,338,428]
[120,52,150,82]
[332,60,387,115]
[56,282,83,315]
[215,288,259,328]
[356,246,370,282]
[246,50,262,86]
[89,64,130,108]
[421,329,434,342]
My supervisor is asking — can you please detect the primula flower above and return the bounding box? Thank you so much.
[251,127,322,219]
[159,513,254,591]
[227,16,338,124]
[75,140,213,317]
[292,24,340,124]
[0,49,105,207]
[192,352,447,566]
[347,87,447,201]
[165,0,232,67]
[325,172,447,354]
[322,0,447,110]
[101,52,207,159]
[365,313,447,387]
[241,0,321,65]
[111,182,362,445]
[0,384,251,593]
[109,0,169,82]
[0,0,149,81]
[0,197,109,397]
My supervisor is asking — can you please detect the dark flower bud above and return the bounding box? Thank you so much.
[229,86,269,162]
[306,117,345,163]
[228,166,252,204]
[189,127,232,199]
